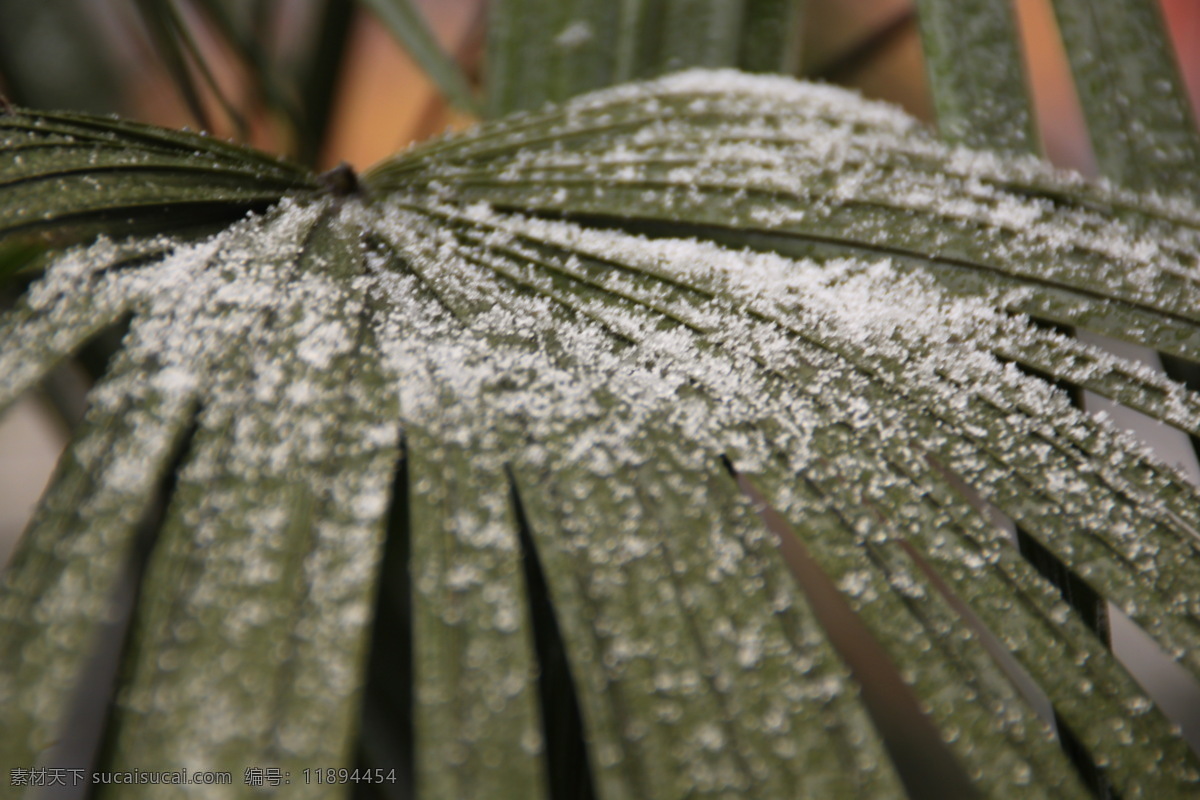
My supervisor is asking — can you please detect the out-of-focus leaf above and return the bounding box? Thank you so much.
[189,0,306,147]
[1048,0,1200,193]
[914,0,1038,154]
[0,0,121,114]
[484,0,558,116]
[293,0,356,167]
[657,0,747,72]
[738,0,804,74]
[131,0,247,137]
[360,0,481,114]
[485,0,805,116]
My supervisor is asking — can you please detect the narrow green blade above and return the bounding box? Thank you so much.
[485,0,804,116]
[0,349,196,771]
[131,0,247,136]
[738,0,804,73]
[1049,0,1200,193]
[404,429,547,799]
[914,0,1038,154]
[360,0,481,114]
[97,207,402,788]
[0,108,318,243]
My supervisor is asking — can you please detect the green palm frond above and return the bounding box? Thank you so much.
[0,108,317,243]
[2,1,1200,799]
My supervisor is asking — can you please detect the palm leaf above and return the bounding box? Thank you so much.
[0,107,316,244]
[3,3,1200,799]
[102,210,401,781]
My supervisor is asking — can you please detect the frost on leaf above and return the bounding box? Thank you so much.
[3,70,1200,797]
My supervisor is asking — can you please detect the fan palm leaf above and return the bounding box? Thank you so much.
[2,1,1199,798]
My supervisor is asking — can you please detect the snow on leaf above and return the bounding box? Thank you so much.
[3,70,1200,797]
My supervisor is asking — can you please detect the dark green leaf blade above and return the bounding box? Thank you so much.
[914,0,1038,154]
[738,0,804,74]
[1048,0,1200,193]
[94,207,403,789]
[366,71,1200,359]
[0,347,197,770]
[0,108,319,243]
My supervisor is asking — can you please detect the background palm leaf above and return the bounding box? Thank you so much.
[2,1,1199,798]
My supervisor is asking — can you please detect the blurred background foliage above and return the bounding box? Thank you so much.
[1,0,1194,175]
